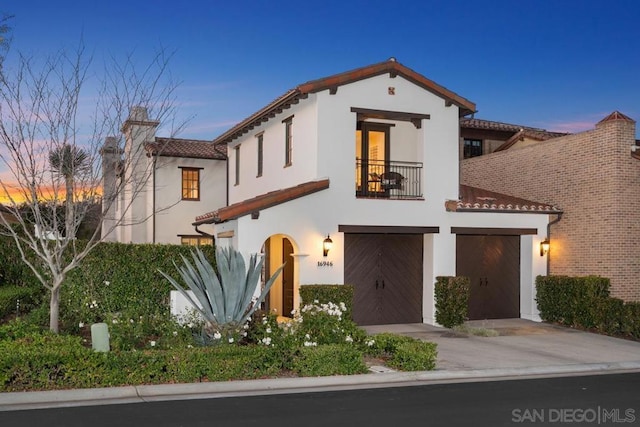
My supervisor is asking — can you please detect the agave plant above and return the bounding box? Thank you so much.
[159,246,284,341]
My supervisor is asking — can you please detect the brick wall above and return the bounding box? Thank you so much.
[460,114,640,301]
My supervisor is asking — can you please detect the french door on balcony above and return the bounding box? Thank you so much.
[356,122,390,197]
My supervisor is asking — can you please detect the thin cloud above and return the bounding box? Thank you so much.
[535,112,618,134]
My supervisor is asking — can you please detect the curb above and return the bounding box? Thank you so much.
[2,361,640,411]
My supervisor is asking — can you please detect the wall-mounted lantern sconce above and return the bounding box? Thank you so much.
[540,238,550,257]
[323,234,333,257]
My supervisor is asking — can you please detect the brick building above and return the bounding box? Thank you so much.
[460,112,640,301]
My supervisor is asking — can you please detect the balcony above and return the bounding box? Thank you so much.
[355,159,423,199]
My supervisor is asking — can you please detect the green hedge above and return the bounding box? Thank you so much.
[535,276,610,327]
[387,341,438,371]
[0,235,40,288]
[299,284,354,319]
[0,331,281,391]
[434,276,470,328]
[365,333,438,371]
[292,344,368,376]
[0,286,43,318]
[536,275,640,339]
[59,242,215,329]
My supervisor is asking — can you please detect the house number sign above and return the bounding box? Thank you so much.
[317,261,334,267]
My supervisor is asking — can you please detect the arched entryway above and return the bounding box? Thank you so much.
[261,235,296,317]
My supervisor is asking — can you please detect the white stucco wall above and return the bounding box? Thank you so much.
[227,98,318,204]
[153,157,226,244]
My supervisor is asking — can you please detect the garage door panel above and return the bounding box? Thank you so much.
[345,234,381,325]
[346,233,423,325]
[457,235,520,320]
[381,234,423,324]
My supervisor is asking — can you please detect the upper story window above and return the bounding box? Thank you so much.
[283,115,293,167]
[234,145,240,185]
[256,133,263,177]
[181,167,200,200]
[463,139,483,159]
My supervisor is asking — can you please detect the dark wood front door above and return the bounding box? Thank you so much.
[456,235,520,320]
[282,238,294,316]
[345,233,423,325]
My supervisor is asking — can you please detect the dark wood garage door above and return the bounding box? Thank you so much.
[456,235,520,320]
[345,234,423,325]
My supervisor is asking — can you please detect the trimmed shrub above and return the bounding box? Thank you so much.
[365,332,415,358]
[292,344,368,376]
[536,275,640,340]
[299,284,354,320]
[535,275,610,327]
[0,285,43,318]
[622,302,640,340]
[434,276,470,328]
[0,327,283,391]
[59,242,215,331]
[387,341,437,371]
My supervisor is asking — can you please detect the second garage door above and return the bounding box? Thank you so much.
[456,235,520,320]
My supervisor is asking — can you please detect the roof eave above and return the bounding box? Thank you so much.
[213,60,476,146]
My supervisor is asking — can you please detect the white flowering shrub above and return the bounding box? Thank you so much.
[247,301,368,351]
[103,310,196,351]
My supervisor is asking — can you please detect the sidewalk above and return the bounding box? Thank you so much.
[2,319,640,411]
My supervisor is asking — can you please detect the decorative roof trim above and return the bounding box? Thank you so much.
[447,185,562,214]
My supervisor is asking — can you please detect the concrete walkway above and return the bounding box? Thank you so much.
[364,319,640,371]
[2,319,640,411]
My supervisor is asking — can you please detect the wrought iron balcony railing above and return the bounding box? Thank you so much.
[355,159,423,199]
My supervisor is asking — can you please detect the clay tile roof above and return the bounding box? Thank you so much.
[460,118,529,133]
[212,58,476,146]
[598,111,636,124]
[194,179,330,225]
[447,185,562,214]
[145,137,227,160]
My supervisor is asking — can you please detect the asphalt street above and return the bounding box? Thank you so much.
[2,373,639,427]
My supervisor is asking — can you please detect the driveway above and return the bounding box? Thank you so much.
[364,319,640,371]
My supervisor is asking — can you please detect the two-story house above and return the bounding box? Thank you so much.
[192,59,560,325]
[101,107,227,245]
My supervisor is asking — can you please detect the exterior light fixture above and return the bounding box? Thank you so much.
[323,234,333,257]
[540,238,550,257]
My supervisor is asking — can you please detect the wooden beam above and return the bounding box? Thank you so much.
[339,225,439,234]
[450,227,537,236]
[350,107,430,124]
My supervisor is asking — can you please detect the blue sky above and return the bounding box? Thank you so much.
[6,0,640,139]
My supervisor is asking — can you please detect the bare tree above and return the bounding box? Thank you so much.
[0,14,11,67]
[0,43,184,332]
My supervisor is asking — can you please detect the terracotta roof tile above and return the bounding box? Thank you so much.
[194,179,330,225]
[461,118,567,137]
[145,137,227,160]
[447,185,562,213]
[212,58,476,146]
